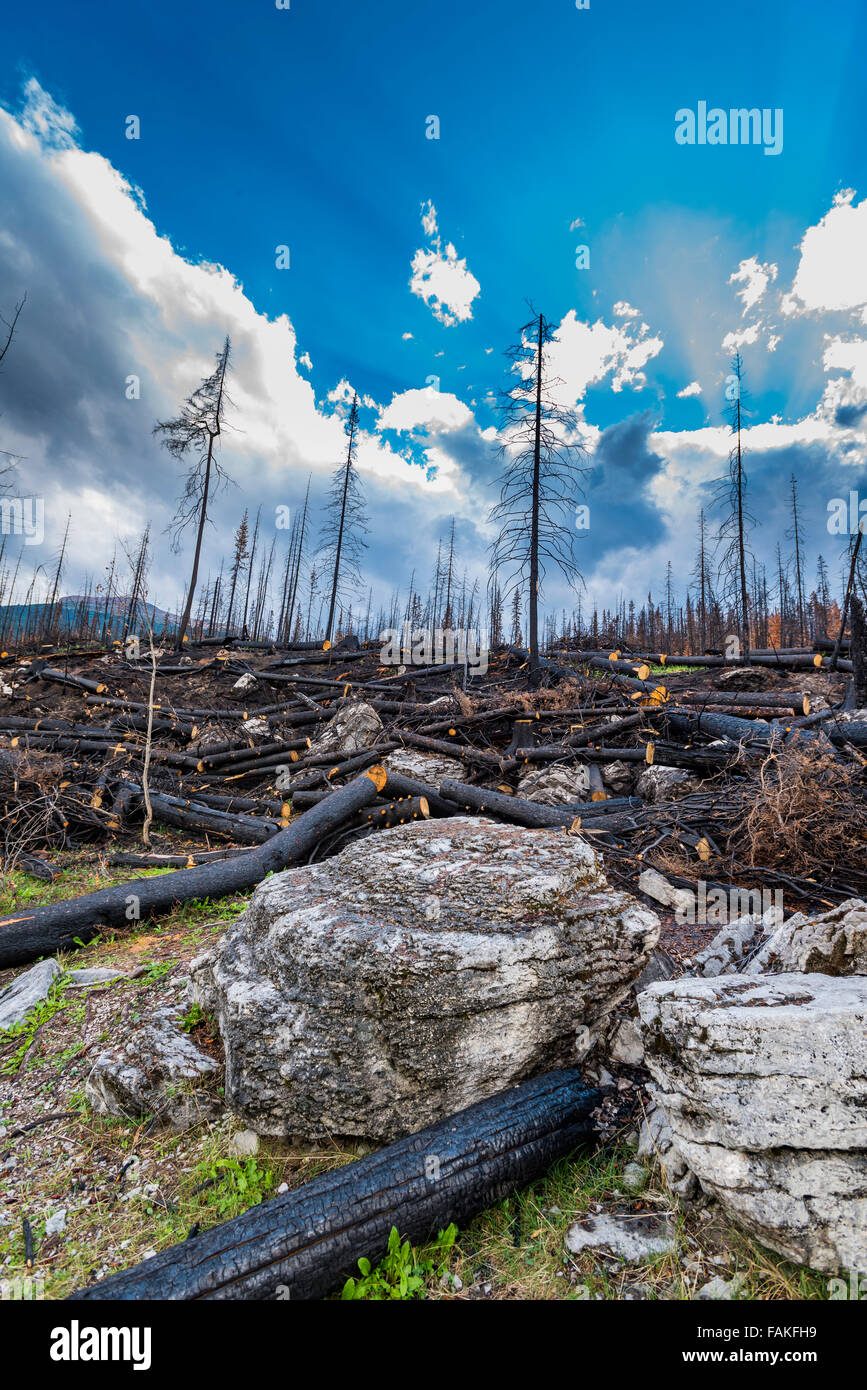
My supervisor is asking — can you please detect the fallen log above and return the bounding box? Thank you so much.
[439,779,579,829]
[0,769,385,969]
[67,1069,601,1301]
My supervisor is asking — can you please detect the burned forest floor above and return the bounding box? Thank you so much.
[1,636,865,1300]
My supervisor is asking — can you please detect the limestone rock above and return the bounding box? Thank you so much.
[191,816,660,1142]
[85,1007,220,1132]
[636,765,703,803]
[308,700,382,757]
[609,1017,645,1067]
[565,1212,676,1263]
[600,760,636,796]
[745,899,867,977]
[638,869,694,918]
[382,747,465,784]
[67,967,127,987]
[694,916,765,977]
[517,763,589,805]
[638,973,867,1271]
[637,1102,699,1200]
[634,948,678,992]
[0,958,61,1030]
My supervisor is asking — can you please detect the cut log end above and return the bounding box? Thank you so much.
[366,764,388,793]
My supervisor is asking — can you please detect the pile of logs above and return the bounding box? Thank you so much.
[1,635,866,969]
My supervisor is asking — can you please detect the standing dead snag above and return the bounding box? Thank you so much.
[318,392,367,644]
[155,336,234,648]
[715,351,754,656]
[490,308,588,685]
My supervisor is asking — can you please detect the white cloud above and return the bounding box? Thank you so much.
[409,200,481,326]
[401,331,413,340]
[722,322,761,353]
[787,190,867,314]
[613,301,641,319]
[377,387,473,434]
[729,256,778,313]
[546,310,664,402]
[677,380,702,398]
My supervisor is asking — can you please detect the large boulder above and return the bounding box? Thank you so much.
[638,973,867,1272]
[191,817,660,1143]
[745,898,867,977]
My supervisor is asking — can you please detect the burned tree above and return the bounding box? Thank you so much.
[489,308,588,682]
[155,336,234,647]
[715,351,754,657]
[318,393,368,643]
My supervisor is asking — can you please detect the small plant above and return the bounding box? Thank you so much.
[193,1156,274,1216]
[181,1002,205,1032]
[341,1223,458,1301]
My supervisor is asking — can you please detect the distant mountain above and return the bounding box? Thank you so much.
[0,594,179,641]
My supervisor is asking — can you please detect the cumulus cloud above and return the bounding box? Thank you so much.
[546,310,664,403]
[677,380,702,398]
[409,201,481,326]
[729,256,778,314]
[377,387,474,434]
[786,190,867,314]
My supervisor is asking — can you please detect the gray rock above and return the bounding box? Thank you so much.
[637,1102,699,1199]
[382,748,465,784]
[634,948,678,992]
[44,1208,67,1238]
[694,916,765,977]
[609,1017,645,1066]
[745,899,867,977]
[308,700,382,757]
[230,1129,260,1157]
[600,760,636,796]
[565,1212,676,1263]
[0,958,61,1030]
[85,1006,220,1132]
[638,973,867,1271]
[696,1274,745,1300]
[192,816,660,1142]
[232,673,258,692]
[516,763,589,805]
[67,967,127,987]
[622,1162,647,1191]
[638,869,694,918]
[636,766,703,803]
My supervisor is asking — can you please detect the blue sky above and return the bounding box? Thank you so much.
[1,0,866,624]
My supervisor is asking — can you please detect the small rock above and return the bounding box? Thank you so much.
[609,1017,644,1067]
[697,1274,745,1300]
[565,1212,677,1264]
[638,869,694,918]
[622,1162,647,1191]
[67,967,127,987]
[232,673,258,692]
[230,1129,260,1157]
[44,1209,67,1238]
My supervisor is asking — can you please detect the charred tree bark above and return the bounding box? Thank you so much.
[67,1069,600,1302]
